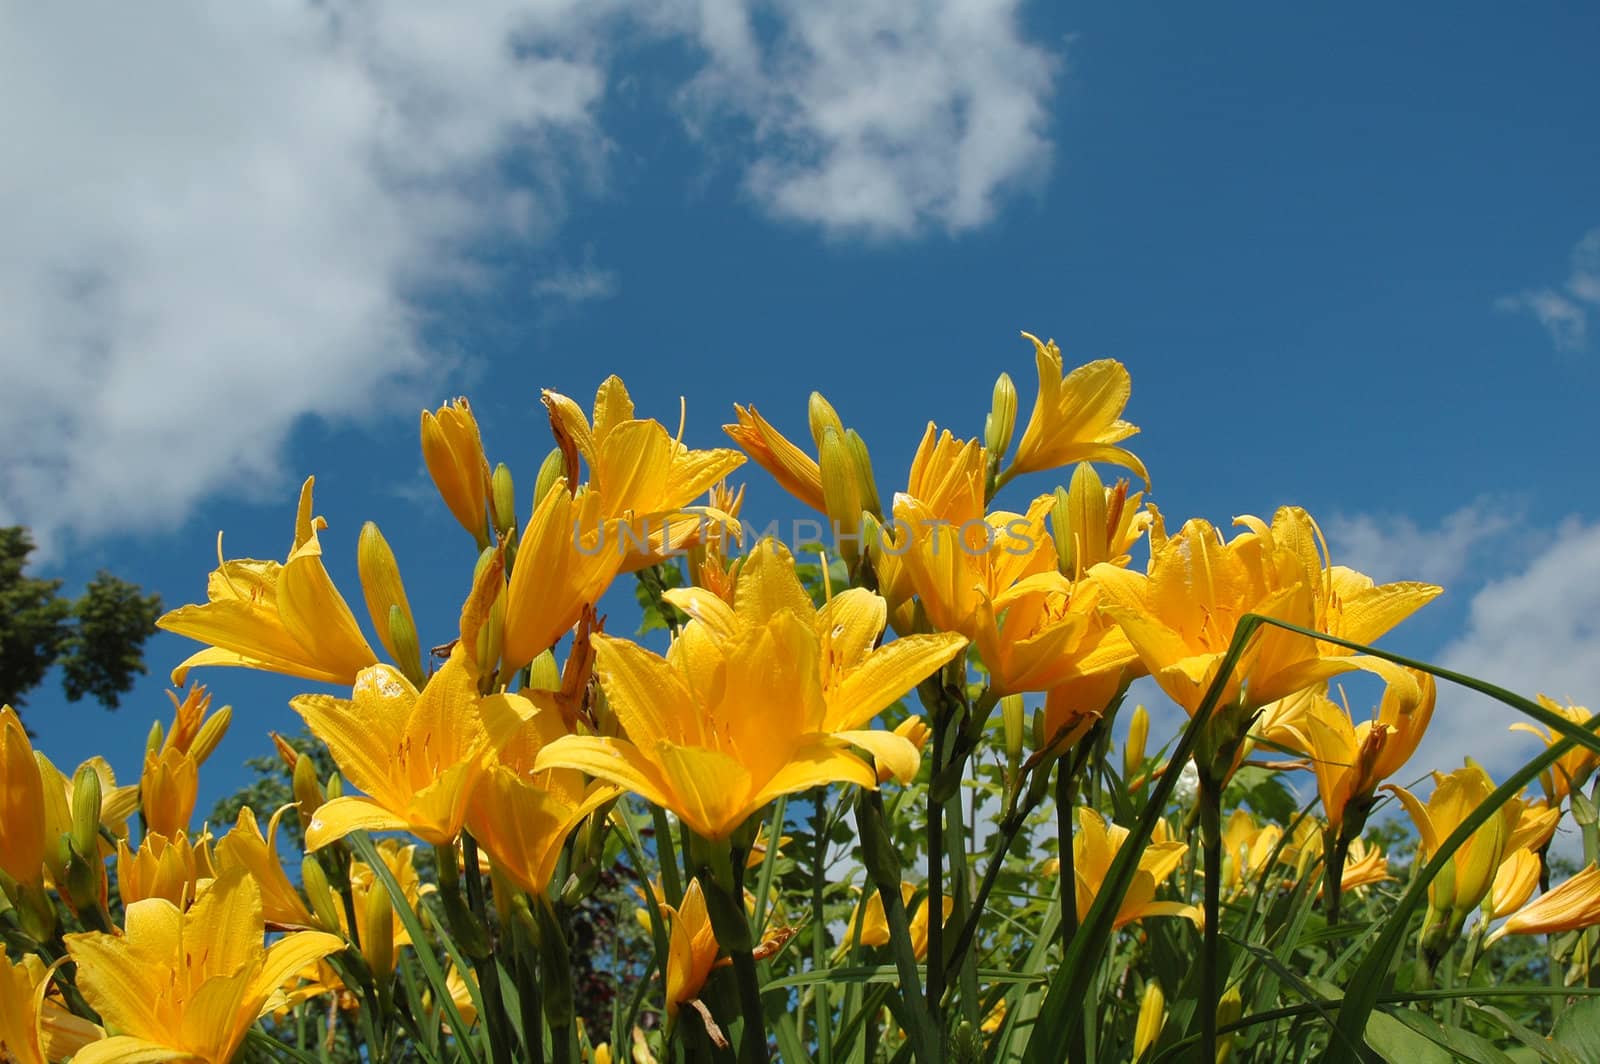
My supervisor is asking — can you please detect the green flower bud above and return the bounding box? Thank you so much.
[302,856,342,932]
[533,447,567,508]
[70,764,103,861]
[808,392,846,450]
[986,371,1017,458]
[490,462,517,537]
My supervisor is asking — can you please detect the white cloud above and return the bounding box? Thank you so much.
[1497,226,1600,353]
[1323,498,1521,587]
[1409,518,1600,780]
[1,1,1063,549]
[0,2,615,551]
[671,0,1059,238]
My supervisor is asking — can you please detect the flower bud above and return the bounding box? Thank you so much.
[986,372,1017,459]
[270,732,301,773]
[1051,463,1108,579]
[1000,694,1026,765]
[302,856,342,932]
[293,754,325,819]
[362,878,396,976]
[145,719,165,760]
[491,462,517,537]
[528,649,562,692]
[845,429,883,520]
[534,447,567,508]
[808,392,846,450]
[1215,985,1242,1064]
[1125,704,1150,784]
[70,763,103,861]
[818,427,862,567]
[326,772,344,800]
[421,398,491,546]
[358,522,422,684]
[388,604,425,689]
[190,704,231,766]
[1134,980,1165,1060]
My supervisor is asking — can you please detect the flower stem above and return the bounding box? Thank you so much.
[461,833,514,1064]
[1199,775,1224,1064]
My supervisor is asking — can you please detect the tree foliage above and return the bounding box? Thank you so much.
[0,526,162,722]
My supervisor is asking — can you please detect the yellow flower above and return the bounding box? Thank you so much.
[0,706,47,889]
[665,879,720,1019]
[545,376,745,569]
[213,807,315,928]
[467,688,619,897]
[1486,848,1542,922]
[345,841,425,977]
[1072,807,1200,930]
[1286,672,1436,834]
[1134,980,1166,1061]
[1007,333,1148,483]
[1488,864,1600,944]
[892,431,1138,703]
[843,882,952,961]
[0,944,104,1064]
[295,645,494,849]
[159,476,378,686]
[422,398,493,544]
[1090,508,1440,717]
[1338,838,1392,893]
[1510,696,1599,805]
[116,830,215,908]
[724,404,825,513]
[1388,761,1519,931]
[64,867,342,1064]
[1220,809,1282,898]
[501,479,628,672]
[537,541,965,839]
[140,685,230,838]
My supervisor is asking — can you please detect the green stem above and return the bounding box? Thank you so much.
[1199,777,1224,1064]
[927,703,947,1023]
[653,803,684,908]
[461,834,514,1064]
[812,790,835,1064]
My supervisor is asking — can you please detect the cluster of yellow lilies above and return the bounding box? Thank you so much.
[2,331,1597,1063]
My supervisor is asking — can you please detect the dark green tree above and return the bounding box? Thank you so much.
[0,526,163,724]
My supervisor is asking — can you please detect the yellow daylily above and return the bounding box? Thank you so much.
[64,868,342,1064]
[842,882,952,962]
[893,436,1128,698]
[467,688,619,897]
[1339,839,1392,894]
[140,684,231,838]
[116,830,215,908]
[1487,848,1543,922]
[724,404,825,513]
[1090,507,1440,718]
[0,706,47,890]
[295,646,494,849]
[1220,809,1282,898]
[665,879,720,1020]
[1510,696,1599,805]
[1388,761,1520,940]
[214,807,315,928]
[545,375,745,569]
[0,945,104,1064]
[1286,672,1436,834]
[540,541,964,839]
[1488,864,1600,945]
[158,476,379,686]
[501,479,628,672]
[422,397,493,543]
[1072,807,1200,930]
[1007,333,1148,484]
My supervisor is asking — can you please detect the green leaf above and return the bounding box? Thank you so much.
[1552,997,1600,1060]
[1363,1011,1454,1064]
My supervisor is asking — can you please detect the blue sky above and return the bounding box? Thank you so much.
[4,2,1598,816]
